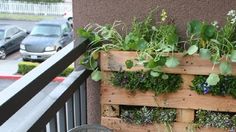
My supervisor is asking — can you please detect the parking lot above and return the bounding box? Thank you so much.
[0,20,35,74]
[0,18,73,75]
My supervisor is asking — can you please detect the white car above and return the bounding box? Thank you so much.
[63,9,73,24]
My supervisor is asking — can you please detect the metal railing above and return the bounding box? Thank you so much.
[0,37,91,132]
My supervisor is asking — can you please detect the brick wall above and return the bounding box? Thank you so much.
[72,0,236,124]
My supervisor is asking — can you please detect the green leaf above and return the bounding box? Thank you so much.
[199,48,211,60]
[165,57,180,68]
[187,45,198,55]
[92,51,99,60]
[145,59,158,68]
[167,33,179,45]
[150,71,160,77]
[201,24,216,41]
[77,28,94,40]
[91,70,101,81]
[161,74,169,80]
[187,20,203,35]
[219,62,232,75]
[230,50,236,62]
[125,60,134,69]
[136,39,148,51]
[206,73,220,86]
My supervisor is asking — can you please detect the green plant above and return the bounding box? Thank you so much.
[186,10,236,86]
[78,8,180,81]
[17,61,74,77]
[195,110,236,130]
[191,75,236,98]
[110,71,182,95]
[120,106,176,125]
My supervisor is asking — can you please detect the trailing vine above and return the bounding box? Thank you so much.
[195,110,236,130]
[191,75,236,98]
[111,71,182,95]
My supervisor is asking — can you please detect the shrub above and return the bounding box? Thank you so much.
[17,61,74,77]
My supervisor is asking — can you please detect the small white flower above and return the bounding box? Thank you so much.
[227,10,236,16]
[211,21,219,28]
[231,16,236,24]
[231,18,236,24]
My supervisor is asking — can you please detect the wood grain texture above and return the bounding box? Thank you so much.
[101,82,236,112]
[101,117,228,132]
[100,51,236,75]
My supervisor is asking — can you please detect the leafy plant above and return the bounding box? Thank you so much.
[77,8,180,81]
[195,110,236,130]
[110,71,182,95]
[186,10,236,85]
[191,75,236,98]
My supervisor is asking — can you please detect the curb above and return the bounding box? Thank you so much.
[0,75,65,82]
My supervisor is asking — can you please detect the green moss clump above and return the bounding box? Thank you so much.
[191,75,236,98]
[111,71,182,95]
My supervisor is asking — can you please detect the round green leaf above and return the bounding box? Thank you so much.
[201,24,216,41]
[230,50,236,62]
[150,71,160,77]
[165,57,180,68]
[91,70,101,81]
[206,73,220,86]
[161,74,169,80]
[219,62,232,75]
[125,60,134,69]
[187,20,203,35]
[187,45,198,55]
[199,48,211,60]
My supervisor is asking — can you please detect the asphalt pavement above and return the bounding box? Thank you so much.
[0,20,36,31]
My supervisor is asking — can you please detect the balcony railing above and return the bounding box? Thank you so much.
[0,37,91,132]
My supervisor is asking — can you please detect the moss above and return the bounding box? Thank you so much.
[110,71,182,95]
[191,75,236,98]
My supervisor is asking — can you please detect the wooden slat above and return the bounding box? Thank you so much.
[100,51,236,75]
[176,109,195,123]
[101,117,228,132]
[102,104,119,117]
[101,83,236,112]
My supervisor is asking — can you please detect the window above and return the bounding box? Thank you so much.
[61,23,71,33]
[0,30,4,40]
[30,24,61,36]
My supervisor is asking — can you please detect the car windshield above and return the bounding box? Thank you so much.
[30,24,61,37]
[0,30,4,40]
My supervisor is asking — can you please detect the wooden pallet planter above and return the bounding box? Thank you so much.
[100,51,236,132]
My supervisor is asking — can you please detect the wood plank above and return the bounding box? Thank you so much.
[176,109,195,123]
[101,117,228,132]
[102,104,119,117]
[100,51,236,75]
[101,82,236,112]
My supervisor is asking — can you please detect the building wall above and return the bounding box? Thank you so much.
[72,0,236,124]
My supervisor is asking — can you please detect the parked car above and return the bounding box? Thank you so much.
[0,25,28,59]
[20,19,73,61]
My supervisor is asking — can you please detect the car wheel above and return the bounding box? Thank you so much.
[0,48,6,59]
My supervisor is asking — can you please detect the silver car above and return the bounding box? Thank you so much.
[20,19,73,61]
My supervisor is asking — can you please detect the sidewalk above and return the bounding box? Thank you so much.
[0,59,21,75]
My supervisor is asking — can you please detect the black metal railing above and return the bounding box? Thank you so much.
[0,37,91,132]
